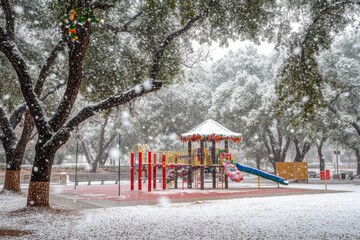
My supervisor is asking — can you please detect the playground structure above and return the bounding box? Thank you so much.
[130,145,244,192]
[130,119,288,192]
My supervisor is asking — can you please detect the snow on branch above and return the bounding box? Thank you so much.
[150,8,208,80]
[102,10,143,34]
[0,106,16,145]
[9,103,27,128]
[328,85,360,106]
[327,86,360,136]
[1,0,15,40]
[7,81,65,130]
[50,80,162,146]
[90,1,114,10]
[36,39,67,95]
[0,39,50,135]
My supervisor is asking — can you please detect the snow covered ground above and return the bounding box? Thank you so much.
[1,183,360,239]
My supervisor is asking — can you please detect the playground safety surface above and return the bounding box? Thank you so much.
[47,182,345,210]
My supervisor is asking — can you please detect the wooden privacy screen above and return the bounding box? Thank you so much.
[276,162,308,182]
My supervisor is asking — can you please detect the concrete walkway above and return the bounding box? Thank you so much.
[47,179,347,210]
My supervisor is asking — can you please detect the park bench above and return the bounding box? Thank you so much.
[0,172,67,185]
[308,171,317,178]
[68,173,120,185]
[347,172,360,180]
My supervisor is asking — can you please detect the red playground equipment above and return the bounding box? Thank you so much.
[130,119,288,192]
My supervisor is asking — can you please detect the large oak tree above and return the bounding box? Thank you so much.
[1,0,276,207]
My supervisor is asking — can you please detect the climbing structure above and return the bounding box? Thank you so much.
[130,119,287,192]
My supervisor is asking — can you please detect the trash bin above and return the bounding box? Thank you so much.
[341,173,346,180]
[320,171,325,180]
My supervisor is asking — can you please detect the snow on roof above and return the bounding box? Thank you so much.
[180,119,242,142]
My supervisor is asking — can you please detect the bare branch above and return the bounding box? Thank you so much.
[280,137,291,162]
[327,86,360,137]
[102,10,143,34]
[80,139,94,165]
[150,13,204,80]
[328,85,359,105]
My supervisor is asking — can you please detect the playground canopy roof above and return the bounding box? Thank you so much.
[180,119,242,143]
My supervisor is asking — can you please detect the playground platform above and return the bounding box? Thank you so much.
[39,180,345,210]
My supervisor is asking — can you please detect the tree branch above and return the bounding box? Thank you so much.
[262,133,274,163]
[150,11,206,80]
[0,106,16,147]
[95,114,109,161]
[0,40,51,135]
[8,81,65,129]
[0,27,6,41]
[49,24,92,132]
[104,132,117,150]
[36,39,67,95]
[9,103,27,128]
[1,0,15,40]
[90,1,114,10]
[266,127,278,158]
[326,86,360,136]
[49,80,162,147]
[283,137,291,162]
[102,10,143,34]
[80,138,94,165]
[328,85,359,106]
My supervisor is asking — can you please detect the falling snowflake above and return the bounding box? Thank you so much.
[293,46,302,55]
[14,5,24,14]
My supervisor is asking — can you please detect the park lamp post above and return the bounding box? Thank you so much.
[75,129,79,190]
[334,142,340,176]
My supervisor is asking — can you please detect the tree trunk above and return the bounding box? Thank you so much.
[89,161,98,173]
[317,137,327,172]
[2,170,21,193]
[293,138,311,162]
[255,155,261,170]
[26,147,55,207]
[2,149,22,193]
[271,161,276,173]
[318,146,325,172]
[27,181,50,207]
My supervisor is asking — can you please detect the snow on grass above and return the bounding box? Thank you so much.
[1,184,360,239]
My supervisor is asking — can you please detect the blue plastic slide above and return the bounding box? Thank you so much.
[235,162,288,185]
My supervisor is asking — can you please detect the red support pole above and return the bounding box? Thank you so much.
[130,152,134,191]
[138,151,142,191]
[162,154,166,190]
[153,153,157,189]
[148,151,152,192]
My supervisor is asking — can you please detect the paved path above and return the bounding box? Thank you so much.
[48,180,345,210]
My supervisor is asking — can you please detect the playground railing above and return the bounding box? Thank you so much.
[156,151,189,165]
[154,149,238,167]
